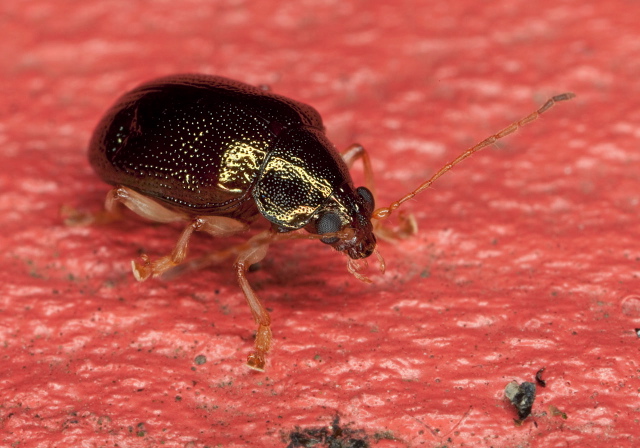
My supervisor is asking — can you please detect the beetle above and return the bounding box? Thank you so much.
[88,74,574,371]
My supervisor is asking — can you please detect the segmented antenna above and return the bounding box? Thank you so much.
[372,92,576,220]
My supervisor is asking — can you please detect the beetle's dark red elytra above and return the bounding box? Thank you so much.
[89,74,575,371]
[89,74,376,257]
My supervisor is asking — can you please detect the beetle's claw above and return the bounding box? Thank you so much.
[246,352,266,371]
[132,255,152,281]
[132,254,181,281]
[346,257,372,284]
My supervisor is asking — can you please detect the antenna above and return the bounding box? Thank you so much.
[372,92,576,220]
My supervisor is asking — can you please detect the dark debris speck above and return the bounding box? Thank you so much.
[286,416,368,448]
[505,380,536,422]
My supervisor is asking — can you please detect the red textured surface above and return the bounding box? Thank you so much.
[1,1,638,447]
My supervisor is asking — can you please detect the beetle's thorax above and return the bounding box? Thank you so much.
[252,127,351,230]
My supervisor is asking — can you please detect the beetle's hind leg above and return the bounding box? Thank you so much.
[61,186,140,226]
[105,186,188,223]
[105,186,248,280]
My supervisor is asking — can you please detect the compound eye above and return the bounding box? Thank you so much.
[317,212,342,244]
[356,186,375,213]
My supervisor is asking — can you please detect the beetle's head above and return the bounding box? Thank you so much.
[307,184,377,260]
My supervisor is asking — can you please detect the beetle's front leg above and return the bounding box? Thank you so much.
[341,145,417,240]
[234,230,274,371]
[373,210,418,241]
[341,143,376,196]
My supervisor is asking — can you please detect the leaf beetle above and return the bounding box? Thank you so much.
[88,74,574,371]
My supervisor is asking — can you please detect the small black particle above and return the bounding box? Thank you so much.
[535,367,546,387]
[194,354,207,365]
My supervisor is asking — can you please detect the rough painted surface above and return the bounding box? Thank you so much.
[1,0,638,447]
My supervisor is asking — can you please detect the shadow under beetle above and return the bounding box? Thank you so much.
[88,74,574,371]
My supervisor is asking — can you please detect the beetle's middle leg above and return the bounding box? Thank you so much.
[105,186,248,280]
[234,229,275,372]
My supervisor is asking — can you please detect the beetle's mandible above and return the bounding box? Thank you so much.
[88,74,575,371]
